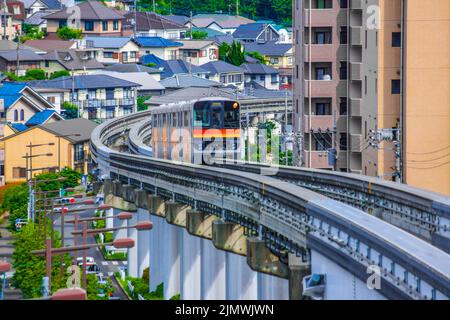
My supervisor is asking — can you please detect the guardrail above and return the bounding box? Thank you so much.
[90,114,450,300]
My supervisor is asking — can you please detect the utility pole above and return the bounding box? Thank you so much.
[236,0,239,16]
[189,11,193,40]
[2,0,6,39]
[16,28,21,77]
[133,0,137,37]
[152,0,156,12]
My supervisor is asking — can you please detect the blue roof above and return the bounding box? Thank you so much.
[134,37,183,48]
[139,53,164,66]
[10,123,28,132]
[0,82,27,108]
[233,23,267,39]
[25,110,56,126]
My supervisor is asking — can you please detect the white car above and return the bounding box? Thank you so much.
[76,257,95,266]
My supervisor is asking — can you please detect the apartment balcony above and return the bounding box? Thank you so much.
[304,44,335,62]
[350,98,361,117]
[336,151,347,169]
[303,150,333,169]
[73,98,135,109]
[336,116,347,132]
[350,134,363,152]
[350,0,363,10]
[303,115,334,133]
[304,9,336,27]
[350,26,363,45]
[304,80,335,98]
[350,62,363,81]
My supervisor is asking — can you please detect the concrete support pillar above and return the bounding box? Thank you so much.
[135,189,148,210]
[180,229,202,300]
[226,253,258,299]
[162,223,181,300]
[212,220,247,256]
[147,195,165,217]
[127,211,139,278]
[149,215,164,292]
[288,253,310,300]
[105,207,114,230]
[93,181,102,194]
[112,208,126,240]
[186,210,216,239]
[112,180,122,197]
[257,272,289,300]
[103,178,113,196]
[201,239,226,300]
[165,201,189,227]
[122,185,136,203]
[137,208,150,278]
[246,237,289,278]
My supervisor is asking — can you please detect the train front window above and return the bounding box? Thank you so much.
[194,108,210,127]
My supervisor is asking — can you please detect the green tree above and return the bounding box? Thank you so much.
[62,101,79,119]
[186,30,208,40]
[218,42,230,62]
[21,24,45,42]
[56,26,83,40]
[226,41,245,66]
[58,167,82,188]
[246,51,266,64]
[25,69,46,80]
[1,183,29,230]
[137,96,150,112]
[50,70,71,79]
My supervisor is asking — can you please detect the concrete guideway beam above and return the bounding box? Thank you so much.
[212,220,247,256]
[186,210,217,240]
[104,193,137,212]
[112,180,122,197]
[288,253,310,300]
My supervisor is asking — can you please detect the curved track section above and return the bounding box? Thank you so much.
[91,114,450,300]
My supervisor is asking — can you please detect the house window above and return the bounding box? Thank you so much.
[13,167,27,179]
[340,61,347,80]
[102,21,108,31]
[106,108,115,119]
[20,109,25,121]
[270,57,279,65]
[14,109,18,121]
[392,32,401,47]
[84,21,94,31]
[74,143,84,162]
[260,75,265,81]
[271,74,278,83]
[130,51,136,59]
[47,96,56,103]
[391,79,401,94]
[59,20,67,28]
[340,26,347,44]
[104,52,113,58]
[220,75,227,83]
[45,60,49,67]
[169,50,177,60]
[168,33,177,39]
[113,20,119,31]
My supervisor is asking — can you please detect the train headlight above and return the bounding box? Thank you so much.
[233,102,239,109]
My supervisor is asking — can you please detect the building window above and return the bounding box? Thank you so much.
[12,167,26,179]
[340,61,347,80]
[102,21,108,31]
[392,32,401,47]
[391,79,401,94]
[340,26,347,44]
[339,97,347,115]
[340,0,348,8]
[74,143,84,162]
[113,20,118,30]
[20,109,24,121]
[106,108,115,119]
[84,21,94,31]
[260,75,265,81]
[59,20,67,28]
[103,52,113,58]
[13,109,18,121]
[271,74,278,83]
[45,60,49,67]
[270,57,279,65]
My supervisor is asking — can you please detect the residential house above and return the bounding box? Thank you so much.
[1,118,97,184]
[133,37,182,61]
[255,20,292,44]
[5,0,25,36]
[243,41,293,89]
[0,10,18,41]
[241,63,280,90]
[200,60,244,90]
[0,49,44,75]
[43,0,125,37]
[122,11,188,39]
[104,63,161,81]
[77,36,140,64]
[28,74,140,121]
[24,39,76,53]
[94,70,165,96]
[31,86,69,111]
[21,0,63,18]
[160,74,222,94]
[189,14,254,35]
[41,50,105,76]
[139,54,209,80]
[24,10,53,31]
[232,23,280,43]
[177,40,218,66]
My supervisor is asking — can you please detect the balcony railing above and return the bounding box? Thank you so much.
[303,115,334,133]
[71,98,135,109]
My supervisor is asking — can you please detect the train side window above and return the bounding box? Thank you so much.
[173,112,177,126]
[184,111,189,127]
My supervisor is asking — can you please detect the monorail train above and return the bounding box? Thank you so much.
[150,98,241,164]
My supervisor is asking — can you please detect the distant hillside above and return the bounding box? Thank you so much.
[138,0,292,26]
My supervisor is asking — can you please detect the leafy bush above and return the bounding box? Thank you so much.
[137,96,150,112]
[25,69,46,80]
[186,30,208,40]
[62,101,79,119]
[219,41,245,66]
[103,232,113,243]
[56,26,82,40]
[50,70,70,79]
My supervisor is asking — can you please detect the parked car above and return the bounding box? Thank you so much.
[77,257,95,266]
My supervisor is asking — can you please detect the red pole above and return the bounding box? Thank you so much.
[73,213,78,265]
[82,221,87,290]
[45,238,52,294]
[60,209,65,277]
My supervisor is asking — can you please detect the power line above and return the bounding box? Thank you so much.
[405,145,450,155]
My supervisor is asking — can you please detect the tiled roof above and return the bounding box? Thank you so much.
[139,53,164,66]
[42,50,105,70]
[241,63,279,75]
[95,70,165,91]
[243,41,292,56]
[0,40,39,51]
[0,49,44,62]
[178,40,216,50]
[9,123,28,132]
[24,39,75,52]
[0,82,27,108]
[139,54,209,79]
[200,60,244,75]
[41,118,98,143]
[25,10,53,26]
[104,63,160,74]
[28,74,141,90]
[191,14,254,29]
[84,36,133,49]
[165,15,190,26]
[43,0,124,20]
[123,11,187,31]
[133,36,182,48]
[233,23,267,39]
[25,109,57,126]
[160,74,222,89]
[40,0,63,10]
